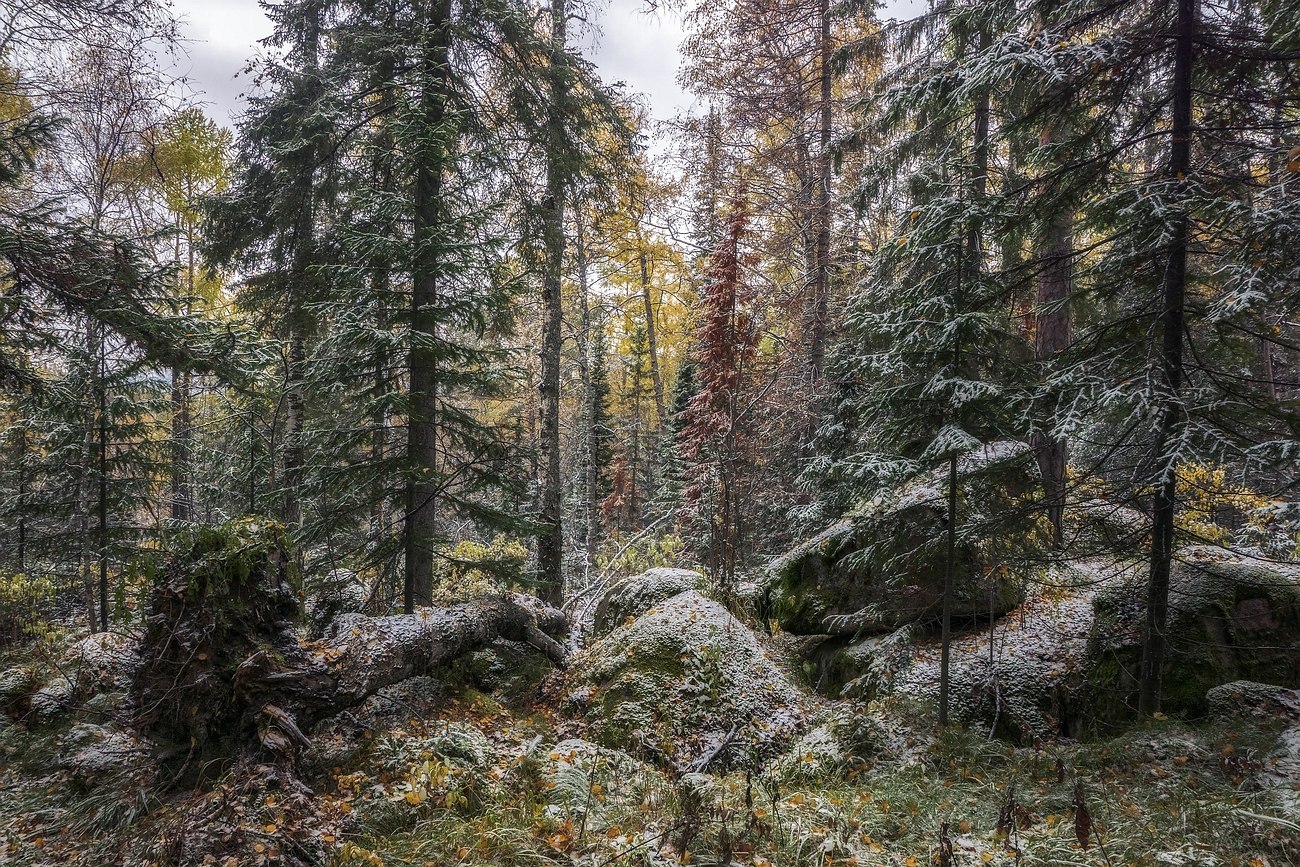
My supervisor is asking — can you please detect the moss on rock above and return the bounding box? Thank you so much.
[1086,546,1300,726]
[566,590,810,769]
[592,567,707,636]
[767,443,1043,637]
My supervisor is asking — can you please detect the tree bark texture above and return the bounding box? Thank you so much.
[1032,180,1073,545]
[1138,0,1194,718]
[536,0,569,605]
[405,0,453,612]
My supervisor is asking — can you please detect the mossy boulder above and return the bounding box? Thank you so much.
[767,442,1043,637]
[566,590,810,769]
[592,567,706,636]
[810,564,1103,742]
[1206,681,1300,721]
[1086,546,1300,725]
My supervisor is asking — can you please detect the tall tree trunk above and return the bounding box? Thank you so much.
[75,319,97,632]
[1032,124,1073,545]
[536,0,569,605]
[405,0,453,613]
[577,213,601,571]
[171,226,194,523]
[15,425,25,573]
[941,26,989,724]
[938,453,957,727]
[282,4,322,534]
[283,333,306,530]
[638,249,667,429]
[808,0,833,385]
[97,332,109,633]
[1138,0,1194,718]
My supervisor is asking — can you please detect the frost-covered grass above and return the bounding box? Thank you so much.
[2,649,1297,866]
[325,694,1299,867]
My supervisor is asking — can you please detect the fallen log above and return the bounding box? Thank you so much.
[128,520,566,771]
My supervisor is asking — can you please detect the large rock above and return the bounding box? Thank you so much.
[566,590,810,769]
[767,442,1043,636]
[64,631,141,694]
[1206,681,1300,721]
[592,567,705,636]
[1087,546,1300,723]
[56,723,150,782]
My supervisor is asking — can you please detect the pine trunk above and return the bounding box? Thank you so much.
[1033,170,1073,545]
[171,229,195,523]
[97,335,108,633]
[405,0,453,613]
[808,0,833,385]
[536,0,568,605]
[939,453,957,727]
[1138,0,1194,718]
[577,215,601,570]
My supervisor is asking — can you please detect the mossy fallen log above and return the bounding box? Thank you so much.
[129,519,566,771]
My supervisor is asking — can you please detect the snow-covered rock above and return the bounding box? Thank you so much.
[1087,546,1300,721]
[822,560,1121,742]
[766,441,1041,636]
[28,677,75,722]
[64,631,140,694]
[567,590,811,769]
[1206,681,1300,721]
[56,723,149,780]
[0,665,36,707]
[592,567,706,636]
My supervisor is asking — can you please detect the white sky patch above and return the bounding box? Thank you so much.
[166,0,928,131]
[167,0,269,128]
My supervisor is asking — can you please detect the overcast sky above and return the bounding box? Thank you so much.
[166,0,693,129]
[167,0,926,130]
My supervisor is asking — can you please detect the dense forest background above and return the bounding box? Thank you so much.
[1,0,1299,864]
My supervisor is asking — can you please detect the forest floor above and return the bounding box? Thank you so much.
[2,620,1298,867]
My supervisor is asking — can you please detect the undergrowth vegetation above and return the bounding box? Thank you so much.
[4,658,1296,866]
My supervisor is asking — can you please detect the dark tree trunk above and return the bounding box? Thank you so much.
[283,332,306,530]
[1138,0,1194,718]
[536,0,569,605]
[97,333,109,633]
[170,368,192,522]
[171,233,195,523]
[808,0,833,385]
[281,4,322,535]
[576,214,601,570]
[15,426,25,573]
[1032,172,1073,545]
[939,453,957,727]
[405,0,453,613]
